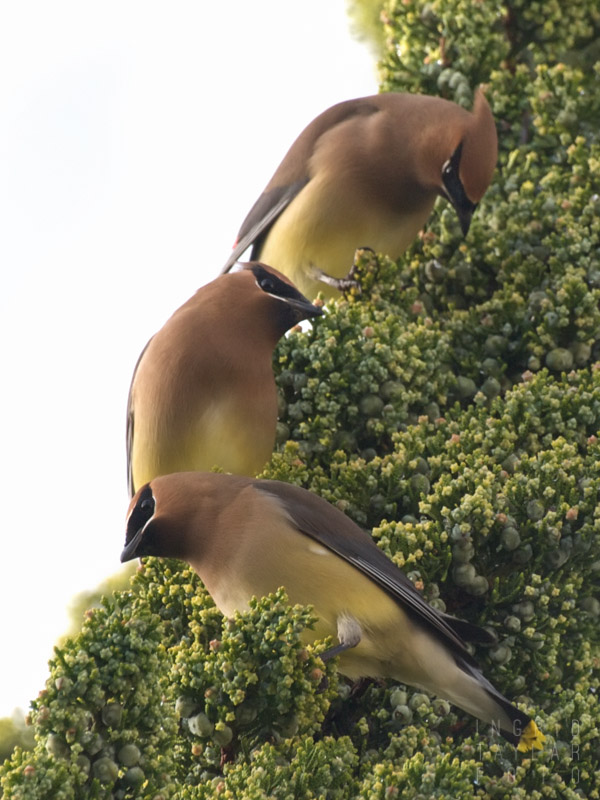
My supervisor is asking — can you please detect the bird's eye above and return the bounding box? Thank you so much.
[141,498,153,512]
[260,277,275,293]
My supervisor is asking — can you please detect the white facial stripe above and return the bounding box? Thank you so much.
[254,277,291,304]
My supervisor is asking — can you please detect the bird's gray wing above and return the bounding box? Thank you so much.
[221,179,308,273]
[256,479,492,665]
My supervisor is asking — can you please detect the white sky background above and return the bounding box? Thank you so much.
[0,1,378,716]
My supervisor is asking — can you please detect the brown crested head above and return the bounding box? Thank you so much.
[458,88,498,204]
[121,480,186,564]
[121,472,255,566]
[121,474,210,564]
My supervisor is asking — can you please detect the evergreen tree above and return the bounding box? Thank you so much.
[3,1,599,797]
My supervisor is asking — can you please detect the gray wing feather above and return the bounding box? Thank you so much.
[221,179,308,274]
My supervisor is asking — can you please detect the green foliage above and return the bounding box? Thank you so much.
[0,572,337,799]
[1,593,178,799]
[2,0,600,797]
[166,585,337,782]
[380,0,510,101]
[191,736,358,800]
[62,565,136,640]
[380,0,600,97]
[0,713,34,765]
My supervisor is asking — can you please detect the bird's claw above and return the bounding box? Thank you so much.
[310,265,361,297]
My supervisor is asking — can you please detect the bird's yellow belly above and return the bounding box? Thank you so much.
[260,177,434,300]
[131,399,275,490]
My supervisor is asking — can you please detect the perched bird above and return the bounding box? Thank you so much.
[126,263,322,496]
[222,89,497,300]
[121,472,544,751]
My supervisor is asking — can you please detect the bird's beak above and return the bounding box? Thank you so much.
[287,296,324,320]
[441,145,478,238]
[455,201,476,237]
[120,525,146,563]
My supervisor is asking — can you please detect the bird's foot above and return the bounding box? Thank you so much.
[310,266,361,296]
[219,743,235,768]
[320,641,354,662]
[349,677,377,700]
[320,615,362,663]
[309,248,380,297]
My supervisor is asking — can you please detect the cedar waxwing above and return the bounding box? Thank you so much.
[222,90,498,300]
[121,472,545,751]
[126,263,322,497]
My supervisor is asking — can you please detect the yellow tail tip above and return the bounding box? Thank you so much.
[517,719,546,752]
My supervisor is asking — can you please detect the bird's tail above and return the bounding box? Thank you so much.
[457,656,546,752]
